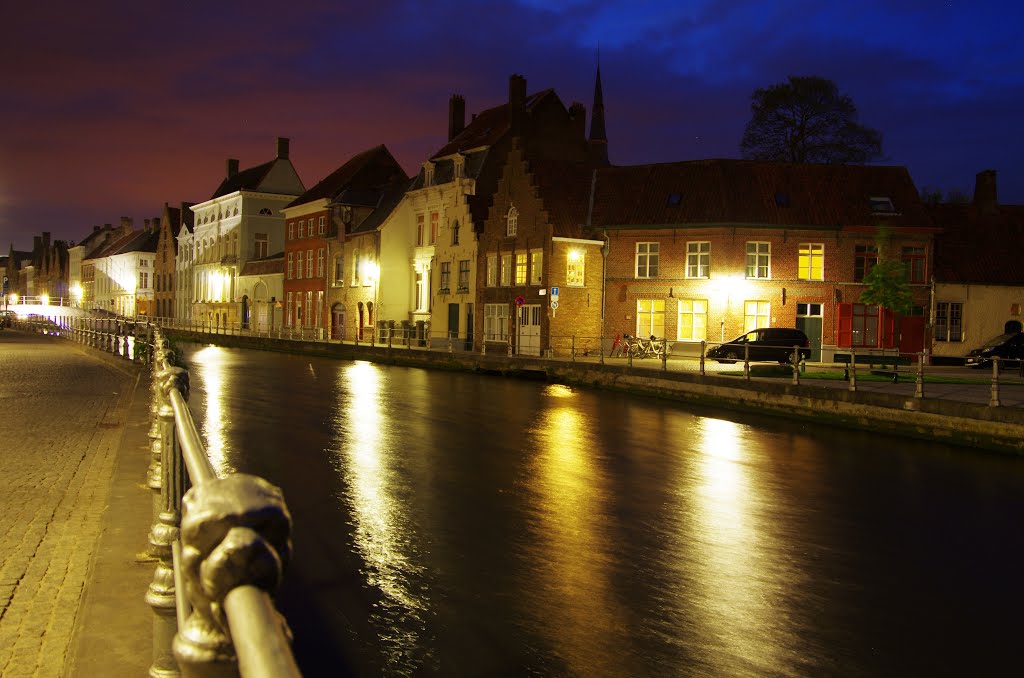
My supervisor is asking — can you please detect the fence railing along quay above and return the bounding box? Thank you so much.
[9,314,302,677]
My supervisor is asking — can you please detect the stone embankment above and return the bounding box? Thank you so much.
[167,329,1024,455]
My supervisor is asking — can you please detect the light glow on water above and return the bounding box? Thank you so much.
[190,345,234,475]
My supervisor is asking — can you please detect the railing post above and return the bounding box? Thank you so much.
[791,345,800,385]
[113,321,122,357]
[599,335,605,365]
[743,343,750,381]
[146,361,189,678]
[990,357,1001,407]
[571,335,576,363]
[662,339,668,371]
[700,340,706,376]
[174,475,293,676]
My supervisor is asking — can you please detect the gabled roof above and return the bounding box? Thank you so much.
[428,89,555,160]
[87,229,159,260]
[350,181,409,235]
[592,160,931,229]
[212,160,275,198]
[288,145,408,208]
[930,203,1024,285]
[519,150,597,239]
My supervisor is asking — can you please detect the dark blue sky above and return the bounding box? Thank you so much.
[1,0,1021,249]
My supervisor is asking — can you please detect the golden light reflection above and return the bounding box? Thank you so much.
[191,345,234,475]
[335,361,426,624]
[525,394,629,675]
[688,416,783,672]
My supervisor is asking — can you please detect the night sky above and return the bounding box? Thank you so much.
[2,1,1021,250]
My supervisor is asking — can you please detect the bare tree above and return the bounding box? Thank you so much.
[740,76,883,164]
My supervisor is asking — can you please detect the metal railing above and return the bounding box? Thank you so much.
[10,314,301,677]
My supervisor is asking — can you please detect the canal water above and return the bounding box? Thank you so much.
[178,342,1024,677]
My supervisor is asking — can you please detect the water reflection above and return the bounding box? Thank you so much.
[189,345,234,475]
[521,384,631,674]
[689,417,794,674]
[330,361,430,673]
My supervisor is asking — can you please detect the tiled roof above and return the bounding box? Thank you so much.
[351,181,409,235]
[522,151,597,239]
[87,229,159,260]
[428,90,554,160]
[930,203,1024,285]
[287,145,408,208]
[211,161,275,199]
[240,253,284,277]
[592,160,931,229]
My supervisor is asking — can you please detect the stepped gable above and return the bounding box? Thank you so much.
[592,160,929,229]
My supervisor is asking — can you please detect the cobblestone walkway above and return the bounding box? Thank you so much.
[0,333,138,677]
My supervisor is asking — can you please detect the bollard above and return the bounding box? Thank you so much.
[791,345,800,386]
[571,336,576,363]
[599,335,605,365]
[662,338,668,371]
[915,352,925,398]
[990,357,1001,407]
[848,350,857,392]
[743,343,750,381]
[700,340,706,376]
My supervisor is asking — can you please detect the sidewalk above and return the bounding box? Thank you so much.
[0,331,152,677]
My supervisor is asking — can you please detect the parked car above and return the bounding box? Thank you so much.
[708,327,811,364]
[964,331,1024,368]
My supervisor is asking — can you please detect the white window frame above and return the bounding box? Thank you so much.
[686,241,710,279]
[677,298,707,341]
[500,253,512,287]
[506,205,518,237]
[486,254,497,287]
[744,300,770,332]
[636,242,659,278]
[566,251,585,287]
[745,241,770,279]
[636,299,665,338]
[529,249,543,286]
[484,303,509,341]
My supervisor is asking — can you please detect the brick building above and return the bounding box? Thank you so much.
[592,160,936,359]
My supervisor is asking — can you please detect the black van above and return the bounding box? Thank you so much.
[707,327,811,364]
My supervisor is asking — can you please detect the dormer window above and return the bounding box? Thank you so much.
[869,196,896,213]
[453,153,465,179]
[507,205,518,237]
[666,192,682,207]
[423,161,435,187]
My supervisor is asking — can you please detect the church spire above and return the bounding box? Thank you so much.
[588,61,609,165]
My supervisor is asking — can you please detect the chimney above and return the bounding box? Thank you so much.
[120,216,133,234]
[276,137,290,159]
[93,225,100,232]
[227,158,239,178]
[448,94,466,141]
[569,101,587,140]
[144,219,151,231]
[33,235,41,252]
[43,232,51,249]
[509,74,526,108]
[974,169,998,214]
[509,74,527,133]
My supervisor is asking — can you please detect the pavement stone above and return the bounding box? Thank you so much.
[0,331,148,678]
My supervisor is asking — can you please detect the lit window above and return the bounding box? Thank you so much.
[745,242,770,279]
[744,300,770,332]
[515,253,527,285]
[500,254,512,286]
[529,249,543,286]
[798,243,824,280]
[507,205,518,237]
[636,299,665,337]
[677,299,707,341]
[636,242,659,278]
[567,250,585,286]
[686,241,710,278]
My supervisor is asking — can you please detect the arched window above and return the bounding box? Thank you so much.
[259,208,272,216]
[506,205,518,237]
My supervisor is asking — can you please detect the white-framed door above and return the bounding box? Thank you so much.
[517,304,541,356]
